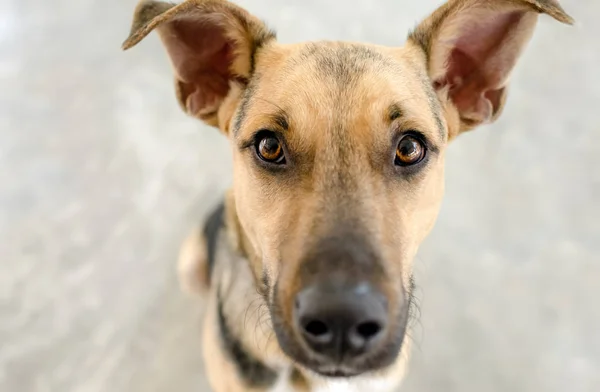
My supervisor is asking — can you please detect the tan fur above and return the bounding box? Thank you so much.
[177,226,209,294]
[123,1,573,391]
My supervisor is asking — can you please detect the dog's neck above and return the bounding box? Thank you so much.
[215,287,282,388]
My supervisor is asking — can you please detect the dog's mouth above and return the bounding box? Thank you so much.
[311,366,362,378]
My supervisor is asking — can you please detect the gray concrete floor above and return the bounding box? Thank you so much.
[1,0,599,391]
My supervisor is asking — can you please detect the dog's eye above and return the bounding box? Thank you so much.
[256,133,285,164]
[395,135,426,166]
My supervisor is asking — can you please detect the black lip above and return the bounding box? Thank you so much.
[314,368,362,378]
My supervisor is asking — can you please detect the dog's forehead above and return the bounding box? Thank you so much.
[286,42,400,86]
[235,41,445,143]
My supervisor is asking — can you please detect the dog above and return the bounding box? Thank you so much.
[123,0,573,390]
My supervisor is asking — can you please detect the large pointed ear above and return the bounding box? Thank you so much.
[122,0,275,130]
[409,0,573,136]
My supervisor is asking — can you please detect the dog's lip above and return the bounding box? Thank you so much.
[317,370,361,378]
[310,365,363,378]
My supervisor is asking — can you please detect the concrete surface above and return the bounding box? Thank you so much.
[1,0,598,391]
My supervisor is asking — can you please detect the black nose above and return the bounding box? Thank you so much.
[294,282,388,360]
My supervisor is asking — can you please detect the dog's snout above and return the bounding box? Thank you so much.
[294,282,388,359]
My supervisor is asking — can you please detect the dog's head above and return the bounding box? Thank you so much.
[124,0,572,378]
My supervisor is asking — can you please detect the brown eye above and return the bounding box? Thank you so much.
[256,133,285,164]
[395,135,426,166]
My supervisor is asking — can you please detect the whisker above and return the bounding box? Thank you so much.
[243,296,261,331]
[407,277,425,349]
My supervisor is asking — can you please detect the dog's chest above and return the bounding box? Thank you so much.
[268,371,398,392]
[311,379,398,392]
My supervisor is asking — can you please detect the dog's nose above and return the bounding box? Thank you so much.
[294,282,387,359]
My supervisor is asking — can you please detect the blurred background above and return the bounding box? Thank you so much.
[1,0,598,391]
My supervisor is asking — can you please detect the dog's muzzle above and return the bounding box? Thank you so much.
[272,232,409,377]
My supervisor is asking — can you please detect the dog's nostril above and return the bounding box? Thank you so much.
[355,321,382,340]
[304,320,330,337]
[347,320,384,351]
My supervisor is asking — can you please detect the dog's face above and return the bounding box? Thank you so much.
[124,0,572,378]
[232,43,447,375]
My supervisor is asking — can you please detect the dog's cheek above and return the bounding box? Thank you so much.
[231,158,289,278]
[387,160,446,286]
[231,158,263,254]
[408,162,446,248]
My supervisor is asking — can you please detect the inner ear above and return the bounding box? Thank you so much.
[161,17,237,118]
[431,9,537,127]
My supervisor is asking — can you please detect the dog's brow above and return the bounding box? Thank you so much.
[271,112,289,130]
[388,104,403,122]
[389,99,445,144]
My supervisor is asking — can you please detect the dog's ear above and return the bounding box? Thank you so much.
[409,0,573,137]
[122,0,275,130]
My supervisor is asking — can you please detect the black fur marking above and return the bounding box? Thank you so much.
[249,26,276,75]
[429,91,446,141]
[272,112,289,130]
[232,79,257,135]
[405,56,447,141]
[389,104,403,122]
[259,271,270,301]
[231,25,274,134]
[418,70,446,141]
[203,202,225,285]
[217,292,278,388]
